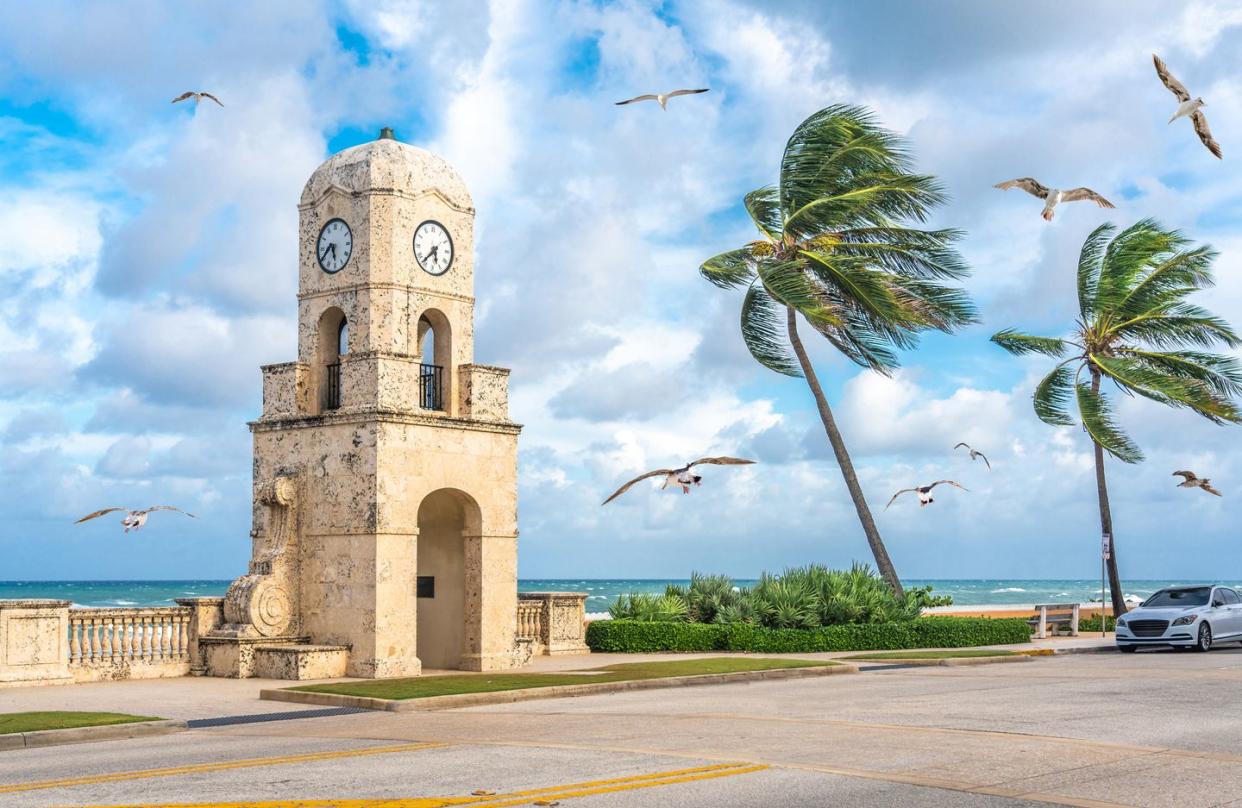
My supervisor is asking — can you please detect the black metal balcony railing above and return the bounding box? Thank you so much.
[419,363,444,411]
[325,362,341,411]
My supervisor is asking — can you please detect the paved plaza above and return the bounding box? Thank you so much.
[3,646,1242,806]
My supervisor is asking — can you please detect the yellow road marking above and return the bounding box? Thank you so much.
[72,762,768,808]
[0,742,446,796]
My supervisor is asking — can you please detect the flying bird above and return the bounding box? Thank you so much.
[885,480,968,510]
[1172,471,1222,496]
[171,91,224,107]
[953,442,991,470]
[75,506,197,533]
[615,88,709,109]
[1153,54,1221,159]
[601,456,755,505]
[994,178,1115,221]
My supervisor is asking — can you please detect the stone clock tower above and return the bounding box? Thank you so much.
[207,130,522,677]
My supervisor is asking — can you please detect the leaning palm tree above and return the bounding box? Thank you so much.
[993,219,1241,617]
[700,105,975,598]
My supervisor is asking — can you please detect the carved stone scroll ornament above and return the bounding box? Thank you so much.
[219,474,300,638]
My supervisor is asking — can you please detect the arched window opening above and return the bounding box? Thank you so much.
[417,311,450,412]
[318,307,347,411]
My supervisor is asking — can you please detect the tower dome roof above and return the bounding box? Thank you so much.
[300,137,473,211]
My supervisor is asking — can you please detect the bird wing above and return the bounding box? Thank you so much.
[1060,188,1115,208]
[953,442,970,451]
[170,91,196,104]
[75,507,127,524]
[601,470,675,505]
[1191,111,1222,159]
[994,178,1050,199]
[685,456,757,468]
[1202,482,1223,497]
[199,92,224,107]
[615,94,659,106]
[884,489,916,510]
[666,88,710,98]
[1152,54,1191,102]
[976,451,991,470]
[1172,470,1198,481]
[928,480,969,492]
[143,506,198,518]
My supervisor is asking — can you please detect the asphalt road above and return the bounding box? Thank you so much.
[3,648,1242,807]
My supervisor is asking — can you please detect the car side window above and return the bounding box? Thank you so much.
[1212,589,1228,606]
[1223,589,1240,605]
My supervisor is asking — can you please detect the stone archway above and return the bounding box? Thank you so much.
[415,488,480,670]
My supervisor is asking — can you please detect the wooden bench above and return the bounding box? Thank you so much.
[1027,603,1080,639]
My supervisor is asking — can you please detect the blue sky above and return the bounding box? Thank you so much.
[2,0,1242,582]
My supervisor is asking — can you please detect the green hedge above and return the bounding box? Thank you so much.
[586,617,1030,653]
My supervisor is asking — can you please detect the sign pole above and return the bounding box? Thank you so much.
[1101,533,1110,638]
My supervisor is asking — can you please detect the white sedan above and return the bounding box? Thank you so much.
[1115,585,1242,652]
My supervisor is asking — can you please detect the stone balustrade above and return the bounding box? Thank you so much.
[516,592,589,656]
[516,598,542,642]
[0,597,226,687]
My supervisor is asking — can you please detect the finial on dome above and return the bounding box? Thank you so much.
[379,127,396,140]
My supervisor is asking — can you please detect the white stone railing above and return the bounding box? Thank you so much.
[517,592,589,656]
[516,598,542,642]
[69,607,192,668]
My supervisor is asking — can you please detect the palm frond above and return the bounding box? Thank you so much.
[744,186,783,239]
[833,226,969,280]
[1033,364,1077,426]
[1111,245,1216,320]
[886,276,979,332]
[991,329,1070,358]
[800,250,905,324]
[699,248,755,289]
[756,259,842,329]
[1093,355,1242,423]
[1096,218,1185,314]
[1076,222,1115,320]
[784,172,947,238]
[1076,381,1143,463]
[1111,306,1241,349]
[740,282,802,377]
[1124,349,1242,398]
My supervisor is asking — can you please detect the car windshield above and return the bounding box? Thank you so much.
[1141,587,1211,607]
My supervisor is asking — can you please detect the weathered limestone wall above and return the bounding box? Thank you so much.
[0,600,72,688]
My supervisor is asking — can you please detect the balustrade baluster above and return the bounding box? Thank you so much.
[104,617,115,661]
[177,615,189,659]
[159,615,170,660]
[141,617,152,660]
[69,618,81,664]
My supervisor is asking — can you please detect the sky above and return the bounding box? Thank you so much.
[2,0,1242,582]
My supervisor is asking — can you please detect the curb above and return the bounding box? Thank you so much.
[261,663,859,712]
[848,654,1032,667]
[1,719,186,751]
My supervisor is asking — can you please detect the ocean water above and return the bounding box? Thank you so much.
[2,578,1237,610]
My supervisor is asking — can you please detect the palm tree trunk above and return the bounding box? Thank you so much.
[785,307,905,599]
[1090,370,1127,618]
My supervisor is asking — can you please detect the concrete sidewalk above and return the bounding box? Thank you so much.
[0,635,1115,723]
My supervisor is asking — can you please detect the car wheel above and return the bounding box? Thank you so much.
[1194,623,1213,652]
[1118,645,1137,653]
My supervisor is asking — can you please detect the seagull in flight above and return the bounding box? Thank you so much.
[75,506,197,533]
[1172,471,1222,497]
[615,88,709,110]
[885,480,968,510]
[953,442,991,470]
[171,91,224,107]
[602,456,755,505]
[1153,54,1221,159]
[994,178,1115,221]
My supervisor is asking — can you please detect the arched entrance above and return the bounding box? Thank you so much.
[415,488,479,670]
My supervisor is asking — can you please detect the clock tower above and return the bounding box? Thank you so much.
[210,130,522,677]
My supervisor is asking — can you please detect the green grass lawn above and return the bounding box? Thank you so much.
[291,657,836,701]
[0,711,161,735]
[842,649,1018,661]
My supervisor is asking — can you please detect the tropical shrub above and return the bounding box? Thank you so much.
[587,617,1028,653]
[607,564,948,630]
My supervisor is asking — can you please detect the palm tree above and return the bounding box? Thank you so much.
[993,219,1241,617]
[700,105,975,598]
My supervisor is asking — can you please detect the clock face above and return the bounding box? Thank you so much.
[317,218,353,274]
[413,220,453,276]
